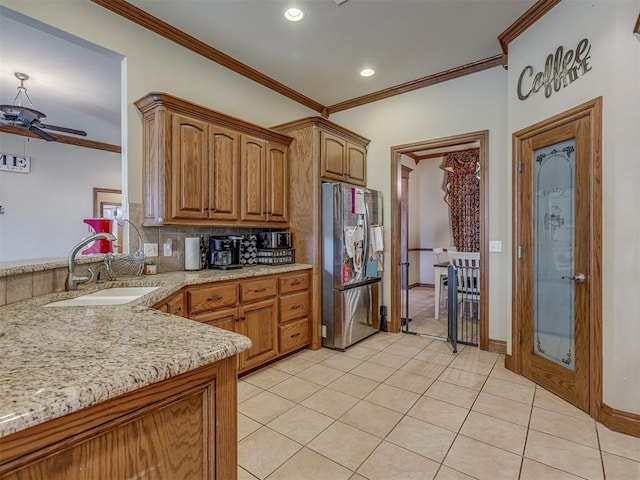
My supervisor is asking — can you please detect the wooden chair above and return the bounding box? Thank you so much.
[448,251,480,319]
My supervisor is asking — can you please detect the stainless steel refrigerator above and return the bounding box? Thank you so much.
[322,182,383,350]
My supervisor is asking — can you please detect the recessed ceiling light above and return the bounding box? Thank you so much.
[284,8,305,22]
[360,68,375,77]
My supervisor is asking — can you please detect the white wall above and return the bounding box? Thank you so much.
[332,67,510,342]
[507,0,640,415]
[407,156,451,286]
[0,0,317,211]
[0,133,121,260]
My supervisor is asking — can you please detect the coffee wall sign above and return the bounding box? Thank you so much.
[517,38,592,101]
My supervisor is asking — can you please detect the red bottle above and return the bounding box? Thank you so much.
[81,218,113,254]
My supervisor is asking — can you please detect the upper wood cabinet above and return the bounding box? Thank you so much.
[209,125,240,222]
[171,113,209,221]
[135,93,292,227]
[318,127,368,186]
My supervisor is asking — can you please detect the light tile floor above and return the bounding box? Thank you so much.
[237,288,640,479]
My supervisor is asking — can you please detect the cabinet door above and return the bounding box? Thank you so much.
[166,291,186,317]
[320,131,346,181]
[209,125,240,221]
[240,136,267,222]
[237,298,278,372]
[171,113,209,220]
[346,142,366,186]
[198,307,238,333]
[265,142,289,224]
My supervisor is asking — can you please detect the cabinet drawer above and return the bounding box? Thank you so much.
[279,291,309,323]
[279,318,309,353]
[240,278,277,303]
[187,283,238,315]
[278,272,309,294]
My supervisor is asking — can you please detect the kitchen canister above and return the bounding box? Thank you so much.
[184,237,201,271]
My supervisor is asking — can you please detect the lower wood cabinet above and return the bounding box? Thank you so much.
[237,298,278,371]
[152,289,186,317]
[0,357,238,480]
[180,270,310,374]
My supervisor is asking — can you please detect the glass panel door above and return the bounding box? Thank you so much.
[534,139,576,370]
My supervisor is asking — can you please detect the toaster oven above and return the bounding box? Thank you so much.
[258,232,292,249]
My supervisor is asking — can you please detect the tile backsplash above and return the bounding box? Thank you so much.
[129,203,277,273]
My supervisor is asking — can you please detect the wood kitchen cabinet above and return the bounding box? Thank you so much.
[152,288,186,317]
[240,136,289,224]
[320,130,367,185]
[278,271,310,354]
[0,357,238,480]
[272,117,370,349]
[135,93,292,227]
[181,270,310,373]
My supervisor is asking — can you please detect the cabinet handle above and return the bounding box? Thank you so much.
[290,333,301,338]
[291,304,301,310]
[173,307,182,314]
[207,295,223,301]
[235,316,246,322]
[253,288,267,293]
[291,280,301,286]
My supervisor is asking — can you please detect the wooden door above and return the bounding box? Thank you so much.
[513,99,602,413]
[170,113,209,220]
[320,131,346,181]
[265,142,289,224]
[240,135,267,222]
[209,125,240,221]
[346,142,366,186]
[237,298,278,372]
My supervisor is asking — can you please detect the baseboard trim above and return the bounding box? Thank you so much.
[408,283,434,289]
[504,354,515,371]
[599,403,640,438]
[487,339,507,354]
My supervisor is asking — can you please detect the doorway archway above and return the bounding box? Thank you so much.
[389,130,490,349]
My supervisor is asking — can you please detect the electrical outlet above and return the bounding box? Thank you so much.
[143,243,159,257]
[489,240,503,252]
[163,240,173,257]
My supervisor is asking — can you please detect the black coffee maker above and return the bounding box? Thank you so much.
[209,236,241,269]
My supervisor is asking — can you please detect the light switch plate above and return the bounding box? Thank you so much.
[163,240,172,256]
[489,240,503,252]
[143,243,159,257]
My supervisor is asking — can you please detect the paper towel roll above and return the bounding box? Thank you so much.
[184,237,201,271]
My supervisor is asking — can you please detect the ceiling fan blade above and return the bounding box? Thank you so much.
[39,123,87,137]
[28,125,57,142]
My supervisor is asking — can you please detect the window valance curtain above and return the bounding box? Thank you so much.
[443,149,480,252]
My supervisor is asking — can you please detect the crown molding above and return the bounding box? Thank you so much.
[90,0,325,114]
[498,0,562,56]
[92,0,543,115]
[0,125,121,153]
[325,56,502,115]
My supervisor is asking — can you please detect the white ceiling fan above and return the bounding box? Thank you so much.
[0,72,87,142]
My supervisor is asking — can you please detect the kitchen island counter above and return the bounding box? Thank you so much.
[0,263,311,439]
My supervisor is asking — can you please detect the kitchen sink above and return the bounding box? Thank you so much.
[44,286,161,307]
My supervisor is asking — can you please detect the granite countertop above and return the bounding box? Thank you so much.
[0,263,311,438]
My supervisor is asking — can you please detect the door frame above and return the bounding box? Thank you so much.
[389,130,489,349]
[511,97,602,416]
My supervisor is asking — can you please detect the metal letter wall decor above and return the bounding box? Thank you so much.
[517,38,592,101]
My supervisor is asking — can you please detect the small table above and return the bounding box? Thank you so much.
[434,261,449,320]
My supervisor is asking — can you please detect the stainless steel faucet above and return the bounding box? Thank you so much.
[65,233,116,291]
